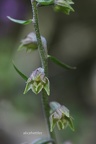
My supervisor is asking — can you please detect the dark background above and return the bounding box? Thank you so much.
[0,0,96,144]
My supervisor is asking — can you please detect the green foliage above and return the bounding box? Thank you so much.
[47,55,76,70]
[13,62,28,81]
[7,16,32,25]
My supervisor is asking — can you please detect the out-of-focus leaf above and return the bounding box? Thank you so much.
[13,62,28,81]
[31,137,55,144]
[7,16,32,25]
[47,55,76,70]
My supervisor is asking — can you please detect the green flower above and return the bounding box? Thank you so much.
[24,67,50,95]
[54,0,74,14]
[18,32,47,53]
[49,101,74,132]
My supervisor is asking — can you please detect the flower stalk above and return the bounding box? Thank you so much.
[30,0,51,138]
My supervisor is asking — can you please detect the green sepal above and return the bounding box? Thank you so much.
[23,81,32,94]
[18,43,38,52]
[54,0,74,15]
[44,78,50,95]
[34,82,44,94]
[50,114,58,132]
[32,137,55,144]
[47,55,76,70]
[57,120,65,130]
[7,16,32,25]
[66,116,75,131]
[13,62,28,81]
[60,105,70,117]
[54,5,74,15]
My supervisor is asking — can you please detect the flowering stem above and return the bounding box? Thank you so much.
[30,0,52,138]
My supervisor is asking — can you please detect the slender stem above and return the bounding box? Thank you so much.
[30,0,51,138]
[31,0,48,75]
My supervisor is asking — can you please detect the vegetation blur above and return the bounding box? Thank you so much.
[0,0,96,144]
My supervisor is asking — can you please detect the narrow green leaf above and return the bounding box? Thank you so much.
[32,137,55,144]
[47,55,76,70]
[13,62,28,81]
[7,16,32,25]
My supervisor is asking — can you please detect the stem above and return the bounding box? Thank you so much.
[30,0,51,138]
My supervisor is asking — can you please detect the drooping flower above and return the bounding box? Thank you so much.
[18,32,47,54]
[24,67,50,95]
[49,101,74,132]
[54,0,74,14]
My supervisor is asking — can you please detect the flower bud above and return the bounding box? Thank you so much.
[24,67,50,95]
[49,101,74,132]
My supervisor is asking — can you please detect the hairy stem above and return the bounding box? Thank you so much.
[30,0,51,138]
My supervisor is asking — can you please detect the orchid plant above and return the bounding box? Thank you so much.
[7,0,75,143]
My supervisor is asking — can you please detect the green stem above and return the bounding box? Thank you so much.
[30,0,51,138]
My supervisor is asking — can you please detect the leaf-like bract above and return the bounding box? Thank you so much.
[7,16,32,25]
[48,55,76,70]
[13,62,28,81]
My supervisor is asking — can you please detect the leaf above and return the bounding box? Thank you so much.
[7,16,32,25]
[32,137,55,144]
[13,62,28,81]
[47,55,76,70]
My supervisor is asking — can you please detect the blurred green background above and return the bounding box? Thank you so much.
[0,0,96,144]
